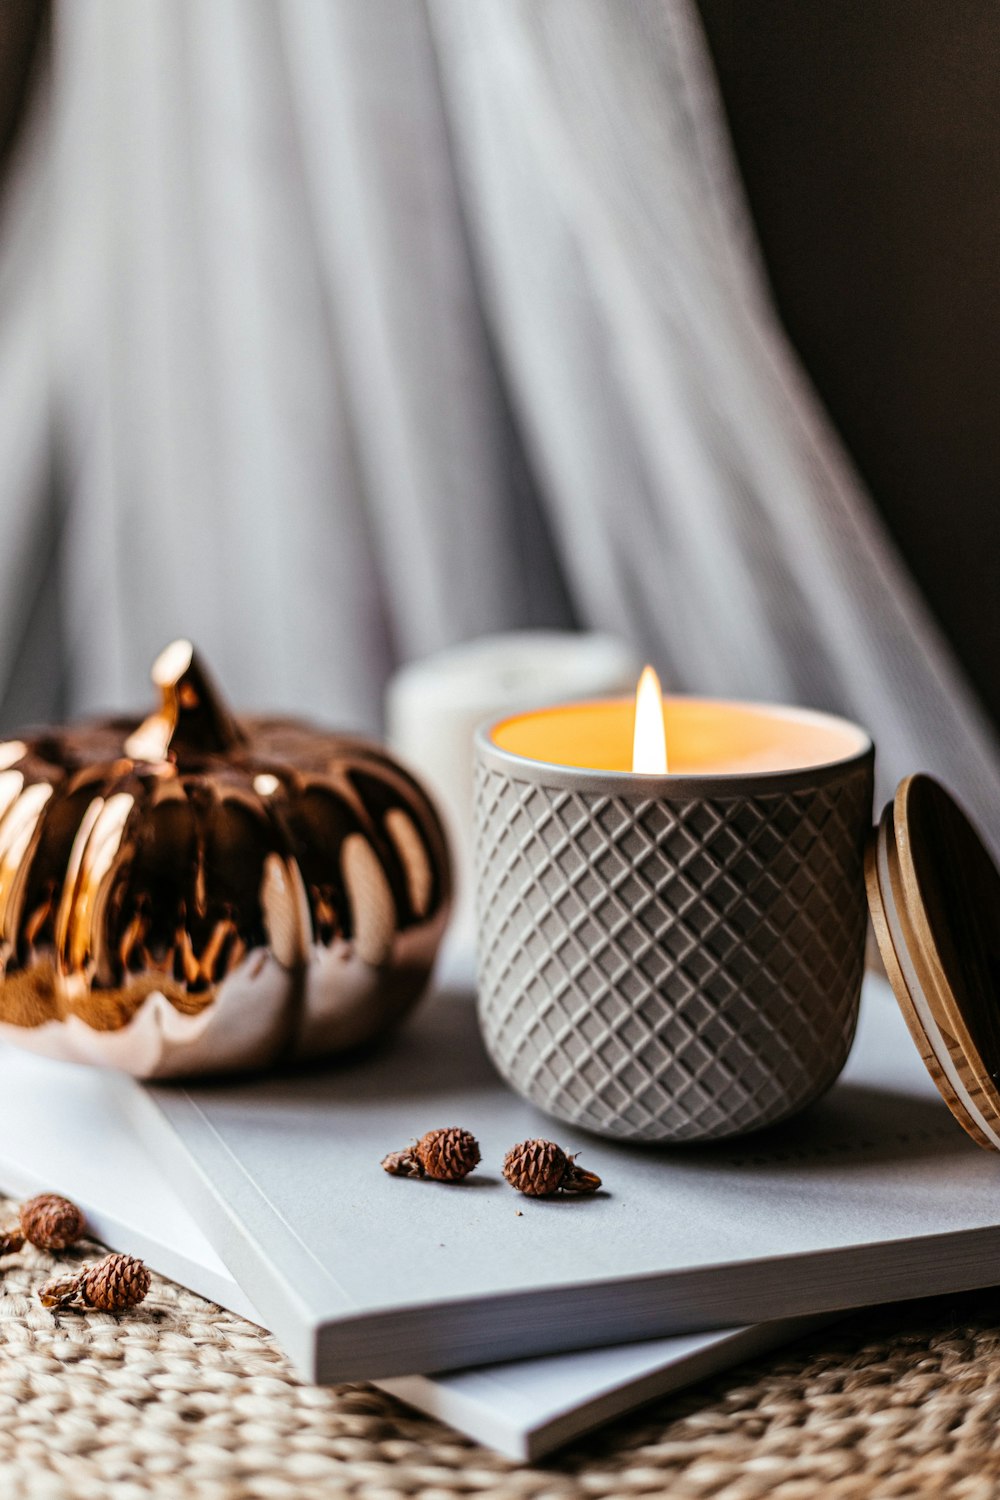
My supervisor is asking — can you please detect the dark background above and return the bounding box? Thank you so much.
[696,0,1000,728]
[2,1,997,729]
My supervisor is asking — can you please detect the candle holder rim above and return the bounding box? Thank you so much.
[475,693,874,798]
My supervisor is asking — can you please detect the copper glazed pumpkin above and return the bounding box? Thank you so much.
[0,641,451,1077]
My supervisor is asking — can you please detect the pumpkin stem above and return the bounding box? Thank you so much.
[124,640,246,763]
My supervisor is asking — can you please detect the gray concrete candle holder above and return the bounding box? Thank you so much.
[474,700,874,1143]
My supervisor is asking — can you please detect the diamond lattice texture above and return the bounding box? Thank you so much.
[475,762,873,1142]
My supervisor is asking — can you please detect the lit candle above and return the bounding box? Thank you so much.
[473,672,874,1145]
[491,674,868,778]
[632,666,668,775]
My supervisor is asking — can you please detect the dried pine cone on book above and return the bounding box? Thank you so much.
[502,1139,602,1197]
[381,1127,481,1182]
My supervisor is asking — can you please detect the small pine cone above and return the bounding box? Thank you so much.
[502,1139,567,1196]
[502,1139,602,1197]
[20,1193,86,1251]
[37,1271,85,1310]
[79,1253,151,1313]
[413,1127,481,1182]
[0,1225,25,1256]
[381,1149,424,1178]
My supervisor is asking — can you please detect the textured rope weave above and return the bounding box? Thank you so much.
[1,1191,1000,1498]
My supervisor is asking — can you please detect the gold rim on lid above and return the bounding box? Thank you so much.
[865,773,1000,1152]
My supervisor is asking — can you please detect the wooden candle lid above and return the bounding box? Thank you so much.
[866,774,1000,1151]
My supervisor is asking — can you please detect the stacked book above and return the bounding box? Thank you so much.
[1,963,997,1460]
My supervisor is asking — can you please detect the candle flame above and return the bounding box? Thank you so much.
[632,666,668,774]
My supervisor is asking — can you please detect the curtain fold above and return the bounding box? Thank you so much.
[428,0,1000,832]
[0,0,997,844]
[0,69,54,718]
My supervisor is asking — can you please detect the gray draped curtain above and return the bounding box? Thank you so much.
[1,0,999,845]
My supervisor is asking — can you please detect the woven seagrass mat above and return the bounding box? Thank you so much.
[2,1193,1000,1500]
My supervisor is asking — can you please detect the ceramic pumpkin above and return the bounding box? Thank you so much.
[0,641,451,1077]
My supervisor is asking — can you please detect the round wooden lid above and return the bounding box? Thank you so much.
[865,774,1000,1151]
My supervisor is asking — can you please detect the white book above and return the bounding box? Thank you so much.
[0,1038,822,1460]
[124,974,1000,1383]
[376,1320,825,1460]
